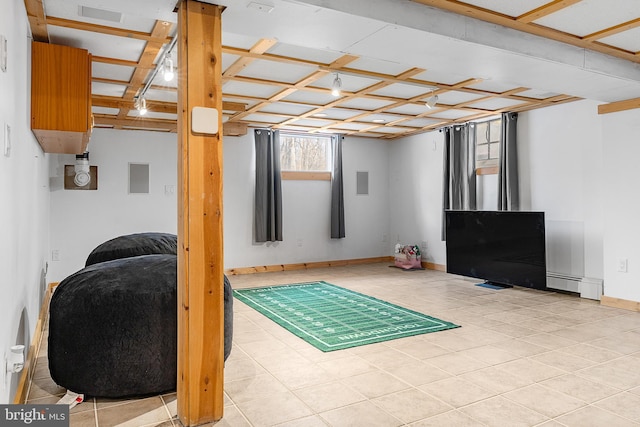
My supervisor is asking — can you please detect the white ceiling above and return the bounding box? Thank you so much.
[30,0,640,137]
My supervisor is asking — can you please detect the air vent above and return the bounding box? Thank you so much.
[78,6,123,23]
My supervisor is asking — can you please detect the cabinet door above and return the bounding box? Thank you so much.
[31,42,91,153]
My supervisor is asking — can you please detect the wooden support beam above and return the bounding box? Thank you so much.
[222,121,248,136]
[516,0,582,24]
[223,38,277,77]
[24,0,49,42]
[176,1,225,425]
[92,55,146,68]
[92,115,177,131]
[598,97,640,114]
[93,95,246,114]
[583,17,640,42]
[46,16,173,43]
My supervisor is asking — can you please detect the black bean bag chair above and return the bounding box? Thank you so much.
[85,232,177,267]
[49,235,233,398]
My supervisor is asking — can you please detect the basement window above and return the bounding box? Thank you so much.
[475,118,501,174]
[279,133,332,181]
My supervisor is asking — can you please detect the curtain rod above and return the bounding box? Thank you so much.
[436,114,504,132]
[250,127,339,138]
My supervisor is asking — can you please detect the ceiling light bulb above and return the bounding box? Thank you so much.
[331,73,342,97]
[163,56,174,82]
[138,98,148,116]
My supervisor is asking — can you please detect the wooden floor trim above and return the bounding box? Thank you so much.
[226,258,446,275]
[13,282,58,404]
[424,262,446,272]
[600,295,640,312]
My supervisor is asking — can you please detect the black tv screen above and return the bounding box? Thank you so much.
[445,210,547,290]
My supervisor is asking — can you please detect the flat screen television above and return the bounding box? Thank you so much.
[445,210,547,290]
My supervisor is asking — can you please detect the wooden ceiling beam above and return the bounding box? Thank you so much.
[222,43,571,105]
[45,16,173,43]
[114,20,174,127]
[222,101,249,112]
[122,20,173,101]
[93,95,246,113]
[222,46,326,68]
[223,38,278,77]
[230,54,360,123]
[24,0,49,42]
[95,114,248,136]
[93,96,177,114]
[93,115,176,131]
[516,0,582,24]
[597,97,640,114]
[92,56,148,68]
[92,77,134,87]
[412,0,640,63]
[583,17,640,42]
[298,68,431,132]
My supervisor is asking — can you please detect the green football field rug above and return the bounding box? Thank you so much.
[233,280,459,352]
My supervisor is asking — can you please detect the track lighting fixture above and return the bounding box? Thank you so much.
[331,73,342,97]
[133,35,177,117]
[135,97,148,116]
[425,90,439,109]
[162,54,174,82]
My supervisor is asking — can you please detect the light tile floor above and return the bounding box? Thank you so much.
[26,263,640,426]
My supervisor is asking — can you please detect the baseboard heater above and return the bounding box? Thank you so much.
[546,272,603,300]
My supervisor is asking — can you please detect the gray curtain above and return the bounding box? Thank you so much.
[254,129,282,242]
[442,124,477,240]
[330,134,345,238]
[497,112,519,211]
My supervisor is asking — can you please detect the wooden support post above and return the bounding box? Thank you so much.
[176,1,225,425]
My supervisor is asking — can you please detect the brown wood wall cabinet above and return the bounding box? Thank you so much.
[31,42,92,154]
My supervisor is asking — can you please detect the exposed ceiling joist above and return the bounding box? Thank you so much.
[28,0,630,139]
[24,0,49,42]
[114,20,174,128]
[598,98,640,114]
[93,115,248,136]
[45,15,172,43]
[412,0,640,63]
[92,95,246,113]
[516,0,582,24]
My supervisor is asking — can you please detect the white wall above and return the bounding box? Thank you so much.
[518,100,604,280]
[601,109,640,301]
[0,0,50,403]
[49,130,392,279]
[388,131,446,264]
[223,133,391,268]
[48,129,178,282]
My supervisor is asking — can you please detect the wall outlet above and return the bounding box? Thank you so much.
[164,185,175,195]
[382,233,387,242]
[618,258,628,273]
[421,241,427,251]
[52,250,60,262]
[296,238,303,247]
